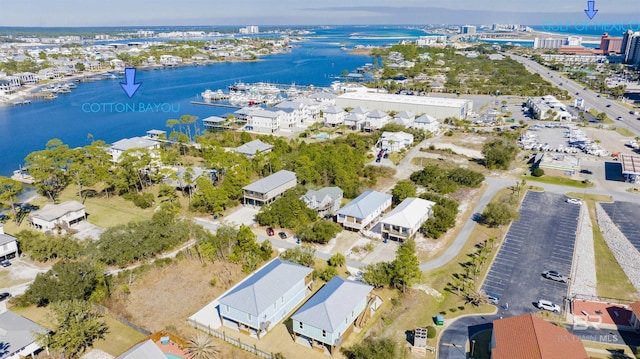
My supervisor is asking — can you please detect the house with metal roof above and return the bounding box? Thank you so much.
[378,131,414,152]
[413,114,440,133]
[393,110,416,127]
[291,277,375,354]
[301,187,343,216]
[28,200,86,234]
[336,190,392,231]
[108,136,162,163]
[380,198,435,241]
[218,259,313,338]
[116,340,166,359]
[491,313,590,359]
[365,109,390,130]
[243,170,297,207]
[245,108,285,134]
[0,225,18,261]
[235,140,274,157]
[0,306,49,359]
[322,106,346,127]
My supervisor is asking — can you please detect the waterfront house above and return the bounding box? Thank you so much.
[301,187,344,216]
[413,114,440,133]
[365,109,390,130]
[291,277,375,354]
[491,313,590,359]
[380,198,435,241]
[393,110,415,127]
[343,113,365,131]
[202,116,227,131]
[243,170,297,207]
[246,108,285,134]
[145,129,166,140]
[0,306,49,359]
[275,100,310,125]
[322,106,346,127]
[309,92,336,106]
[378,131,414,152]
[0,224,18,261]
[337,190,392,231]
[235,140,274,158]
[218,259,313,338]
[163,166,217,189]
[29,201,86,234]
[14,72,38,85]
[630,302,640,331]
[108,136,162,163]
[109,58,124,69]
[0,76,20,94]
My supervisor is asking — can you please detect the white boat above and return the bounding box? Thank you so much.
[201,89,228,101]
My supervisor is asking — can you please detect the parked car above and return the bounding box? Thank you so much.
[279,232,288,239]
[266,227,274,236]
[580,169,593,174]
[542,270,568,283]
[0,259,10,267]
[535,299,561,313]
[0,292,11,301]
[566,198,582,205]
[485,292,500,305]
[616,116,623,121]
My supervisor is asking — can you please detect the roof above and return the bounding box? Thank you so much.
[291,277,372,332]
[303,187,343,203]
[337,190,392,219]
[323,106,344,114]
[368,109,388,118]
[29,200,85,222]
[275,100,304,110]
[630,302,640,317]
[380,198,435,228]
[164,167,213,187]
[338,92,472,108]
[146,129,166,135]
[116,340,166,359]
[381,131,414,142]
[235,140,274,156]
[0,232,17,246]
[492,313,590,359]
[202,115,226,124]
[111,137,160,151]
[243,170,296,194]
[0,310,48,359]
[218,259,313,316]
[247,108,283,119]
[394,110,415,119]
[350,106,369,114]
[310,92,336,100]
[415,114,438,124]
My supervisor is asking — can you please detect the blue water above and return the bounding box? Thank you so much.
[0,26,432,176]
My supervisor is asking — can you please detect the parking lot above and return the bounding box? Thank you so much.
[600,201,640,252]
[481,191,580,315]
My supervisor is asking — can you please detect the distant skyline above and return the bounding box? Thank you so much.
[1,0,639,27]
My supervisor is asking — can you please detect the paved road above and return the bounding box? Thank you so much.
[507,53,640,135]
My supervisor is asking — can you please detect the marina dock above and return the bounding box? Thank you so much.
[191,101,242,109]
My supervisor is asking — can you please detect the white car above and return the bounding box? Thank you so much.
[535,299,561,313]
[566,198,582,205]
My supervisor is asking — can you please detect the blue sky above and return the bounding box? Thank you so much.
[1,0,638,26]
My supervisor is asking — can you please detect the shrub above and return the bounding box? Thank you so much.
[426,326,437,338]
[532,168,545,177]
[123,192,155,209]
[319,266,338,282]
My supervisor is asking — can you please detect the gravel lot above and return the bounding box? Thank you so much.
[569,206,597,298]
[595,203,640,293]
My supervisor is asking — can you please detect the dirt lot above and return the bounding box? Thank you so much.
[108,257,260,358]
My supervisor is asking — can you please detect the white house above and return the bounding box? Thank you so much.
[0,77,20,93]
[29,201,86,233]
[344,106,368,131]
[235,139,274,157]
[301,187,344,216]
[108,136,162,163]
[413,114,440,133]
[323,106,346,127]
[379,131,414,152]
[380,198,435,241]
[365,109,390,130]
[275,100,315,124]
[309,92,336,106]
[0,307,49,359]
[337,190,392,231]
[0,224,18,261]
[393,111,415,127]
[246,108,285,134]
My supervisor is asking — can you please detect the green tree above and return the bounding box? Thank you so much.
[391,238,421,292]
[481,138,518,170]
[25,260,99,306]
[392,181,416,205]
[36,300,109,359]
[328,253,346,267]
[481,202,520,227]
[342,337,398,359]
[0,176,23,223]
[279,246,315,267]
[361,262,393,288]
[186,333,220,359]
[296,220,342,244]
[24,139,71,201]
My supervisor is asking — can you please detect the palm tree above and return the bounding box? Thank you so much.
[186,333,219,359]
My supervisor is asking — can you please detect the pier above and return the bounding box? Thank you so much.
[24,92,57,100]
[190,101,242,109]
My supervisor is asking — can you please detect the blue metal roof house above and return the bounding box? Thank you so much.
[291,277,375,354]
[218,258,313,339]
[336,190,392,231]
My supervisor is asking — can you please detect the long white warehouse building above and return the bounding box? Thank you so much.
[335,92,473,120]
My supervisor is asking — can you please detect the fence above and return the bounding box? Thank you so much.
[187,319,278,359]
[92,304,152,336]
[571,293,637,305]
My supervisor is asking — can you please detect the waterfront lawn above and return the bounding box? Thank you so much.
[12,305,146,357]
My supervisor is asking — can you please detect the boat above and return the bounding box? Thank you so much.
[228,82,250,92]
[201,89,229,101]
[55,84,71,94]
[66,82,78,89]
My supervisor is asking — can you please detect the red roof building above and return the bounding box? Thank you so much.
[630,302,640,331]
[491,314,591,359]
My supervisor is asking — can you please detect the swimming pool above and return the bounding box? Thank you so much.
[316,133,330,139]
[165,353,183,359]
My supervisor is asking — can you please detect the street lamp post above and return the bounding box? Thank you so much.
[470,339,476,359]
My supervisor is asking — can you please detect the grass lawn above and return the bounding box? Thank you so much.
[11,305,146,357]
[586,200,639,302]
[523,174,592,188]
[616,127,636,137]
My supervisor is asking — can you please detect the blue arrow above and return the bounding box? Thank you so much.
[119,67,141,98]
[584,1,598,20]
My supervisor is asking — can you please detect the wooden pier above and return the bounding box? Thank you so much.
[190,101,242,109]
[24,92,57,100]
